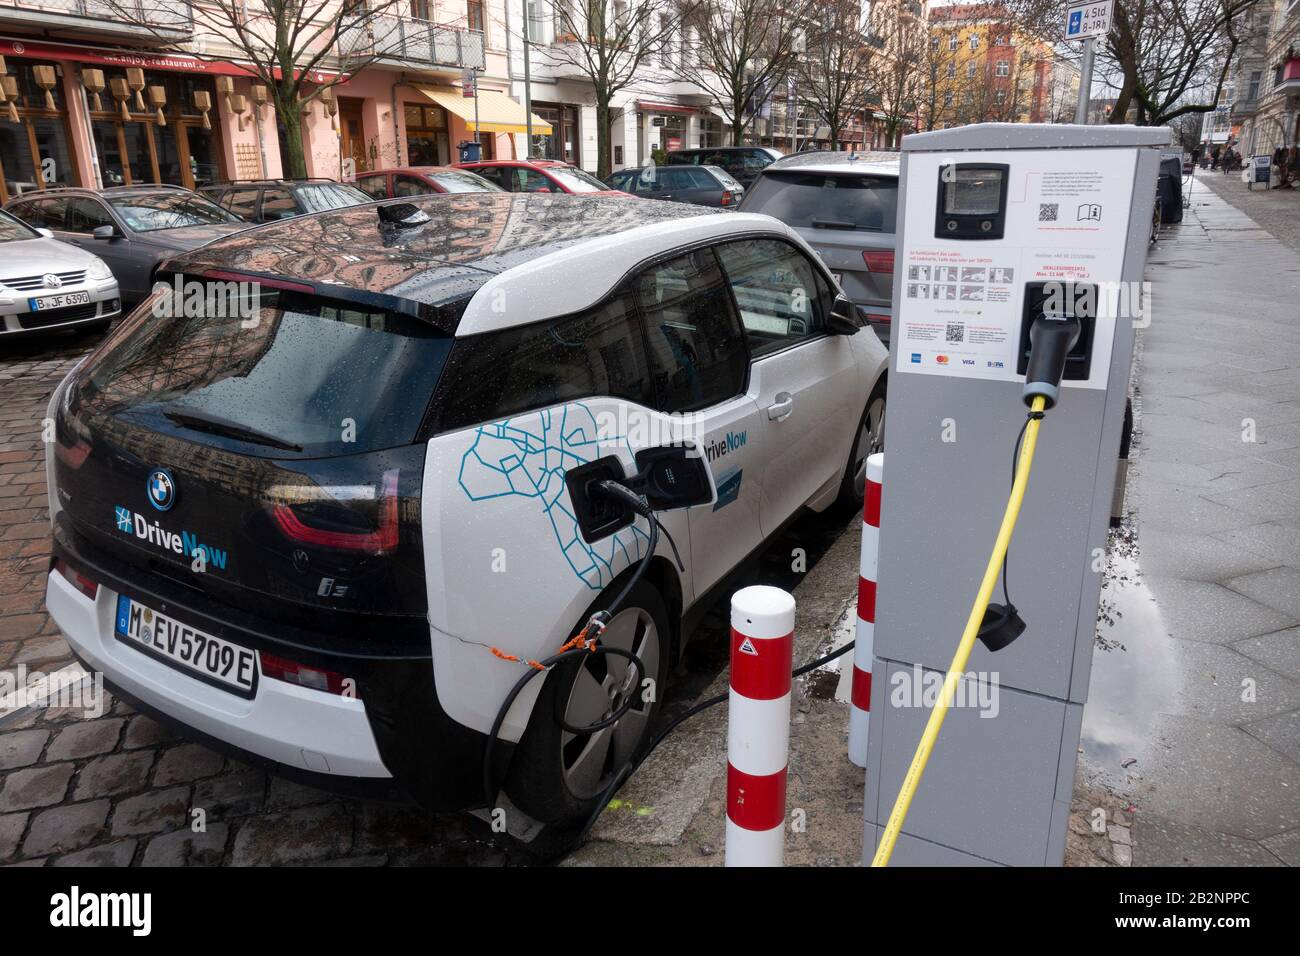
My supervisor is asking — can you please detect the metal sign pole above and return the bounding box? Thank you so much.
[522,0,533,158]
[1075,36,1094,124]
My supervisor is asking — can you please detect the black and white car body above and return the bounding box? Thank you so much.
[44,193,886,824]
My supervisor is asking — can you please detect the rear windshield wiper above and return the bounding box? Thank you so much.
[810,218,860,230]
[163,406,303,453]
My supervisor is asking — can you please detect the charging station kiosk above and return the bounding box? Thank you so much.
[863,124,1169,866]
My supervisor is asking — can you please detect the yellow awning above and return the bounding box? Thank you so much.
[414,85,552,136]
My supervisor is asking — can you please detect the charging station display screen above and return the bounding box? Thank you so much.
[943,168,1005,215]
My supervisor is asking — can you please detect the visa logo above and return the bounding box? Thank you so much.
[961,359,976,365]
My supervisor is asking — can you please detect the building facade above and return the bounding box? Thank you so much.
[1245,0,1300,156]
[0,0,543,200]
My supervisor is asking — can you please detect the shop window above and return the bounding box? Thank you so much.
[0,60,79,201]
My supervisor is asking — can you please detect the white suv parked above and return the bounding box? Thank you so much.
[44,193,886,828]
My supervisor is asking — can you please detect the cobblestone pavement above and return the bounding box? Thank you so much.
[1191,168,1300,254]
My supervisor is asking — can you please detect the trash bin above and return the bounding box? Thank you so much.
[456,141,482,164]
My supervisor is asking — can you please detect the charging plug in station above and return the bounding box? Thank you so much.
[566,447,716,543]
[1017,282,1095,398]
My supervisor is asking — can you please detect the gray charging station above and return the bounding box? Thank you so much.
[863,124,1169,866]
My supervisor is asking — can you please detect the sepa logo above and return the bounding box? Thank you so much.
[986,360,1005,369]
[146,469,176,512]
[910,353,922,364]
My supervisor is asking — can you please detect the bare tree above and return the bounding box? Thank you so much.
[869,0,928,144]
[1104,0,1261,125]
[542,0,688,177]
[104,0,421,178]
[794,0,879,150]
[679,0,814,146]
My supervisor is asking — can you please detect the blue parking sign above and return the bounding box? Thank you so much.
[1068,11,1082,35]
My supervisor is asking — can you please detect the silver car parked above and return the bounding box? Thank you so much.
[0,208,121,337]
[739,151,899,345]
[4,186,249,305]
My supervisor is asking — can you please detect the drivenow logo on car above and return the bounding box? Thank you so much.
[49,886,151,936]
[112,506,229,572]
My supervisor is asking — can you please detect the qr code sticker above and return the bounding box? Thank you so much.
[946,322,965,343]
[1039,203,1059,222]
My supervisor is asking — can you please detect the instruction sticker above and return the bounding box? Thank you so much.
[895,148,1138,388]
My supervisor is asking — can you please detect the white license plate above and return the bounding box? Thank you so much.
[832,272,843,284]
[114,596,259,697]
[30,291,91,311]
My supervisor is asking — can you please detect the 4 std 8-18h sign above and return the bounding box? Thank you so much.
[1065,0,1113,40]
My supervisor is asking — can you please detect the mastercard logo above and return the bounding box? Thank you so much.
[936,355,949,365]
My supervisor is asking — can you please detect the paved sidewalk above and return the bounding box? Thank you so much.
[1081,181,1300,865]
[1193,168,1300,254]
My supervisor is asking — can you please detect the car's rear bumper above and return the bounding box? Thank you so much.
[47,566,393,779]
[47,526,498,811]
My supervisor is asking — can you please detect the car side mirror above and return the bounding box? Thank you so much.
[92,225,118,240]
[827,294,862,335]
[36,228,54,239]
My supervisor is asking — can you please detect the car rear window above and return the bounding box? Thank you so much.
[78,284,453,457]
[295,183,370,213]
[742,171,898,232]
[544,166,611,193]
[427,170,499,192]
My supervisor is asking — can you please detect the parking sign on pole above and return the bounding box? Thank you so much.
[1066,1,1114,124]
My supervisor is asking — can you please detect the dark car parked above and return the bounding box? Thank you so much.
[352,166,503,200]
[665,146,783,188]
[606,164,744,208]
[199,179,370,223]
[740,150,899,345]
[5,185,248,304]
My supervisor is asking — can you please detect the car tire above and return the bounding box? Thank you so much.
[505,578,671,829]
[836,379,887,510]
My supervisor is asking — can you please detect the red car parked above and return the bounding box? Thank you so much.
[454,159,630,197]
[352,166,502,200]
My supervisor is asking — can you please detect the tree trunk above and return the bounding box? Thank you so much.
[596,99,612,180]
[731,115,745,147]
[276,88,307,178]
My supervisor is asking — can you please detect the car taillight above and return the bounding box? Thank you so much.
[260,652,352,696]
[271,470,400,555]
[863,251,895,274]
[864,312,892,324]
[53,557,98,599]
[721,190,734,206]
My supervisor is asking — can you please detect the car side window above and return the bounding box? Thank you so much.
[63,198,113,234]
[355,174,389,199]
[470,166,504,188]
[432,290,652,432]
[518,169,554,192]
[260,187,297,220]
[637,247,748,413]
[16,197,66,230]
[395,174,433,197]
[225,188,260,219]
[715,238,832,359]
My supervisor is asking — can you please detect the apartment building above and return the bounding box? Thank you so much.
[0,0,541,199]
[926,1,1053,127]
[1247,0,1300,154]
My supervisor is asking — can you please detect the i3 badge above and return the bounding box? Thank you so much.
[146,468,176,512]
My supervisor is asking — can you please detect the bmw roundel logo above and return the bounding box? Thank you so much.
[147,468,176,512]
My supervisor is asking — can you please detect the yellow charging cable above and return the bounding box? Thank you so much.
[871,394,1048,867]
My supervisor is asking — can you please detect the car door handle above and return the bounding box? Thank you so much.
[768,393,794,422]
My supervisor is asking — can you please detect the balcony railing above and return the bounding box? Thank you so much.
[339,15,485,71]
[0,0,192,32]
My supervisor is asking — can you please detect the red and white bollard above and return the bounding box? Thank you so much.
[725,585,795,867]
[848,453,883,768]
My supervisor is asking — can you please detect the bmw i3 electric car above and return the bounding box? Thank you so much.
[44,193,887,827]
